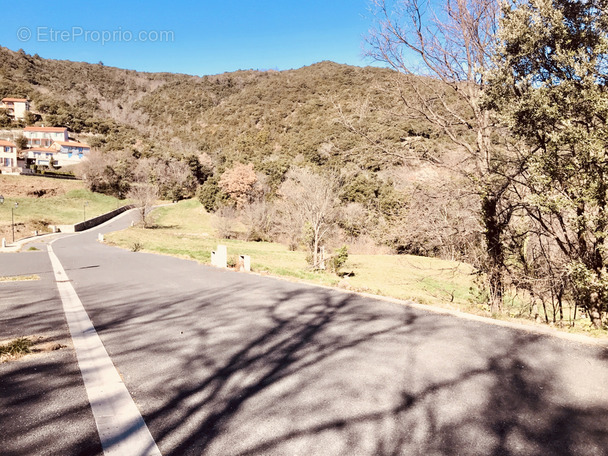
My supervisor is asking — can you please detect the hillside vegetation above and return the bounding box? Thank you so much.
[0,46,444,160]
[0,45,471,254]
[0,47,502,320]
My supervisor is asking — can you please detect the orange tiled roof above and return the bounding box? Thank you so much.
[2,98,27,103]
[54,140,90,148]
[28,147,54,152]
[0,140,17,147]
[24,126,68,133]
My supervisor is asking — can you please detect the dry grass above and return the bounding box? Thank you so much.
[104,199,608,338]
[0,336,68,363]
[106,199,480,304]
[0,274,40,282]
[0,175,122,241]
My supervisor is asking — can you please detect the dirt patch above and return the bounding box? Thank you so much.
[0,221,37,244]
[0,174,83,198]
[27,188,57,198]
[0,335,70,363]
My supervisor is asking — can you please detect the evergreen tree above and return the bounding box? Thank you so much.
[488,0,608,327]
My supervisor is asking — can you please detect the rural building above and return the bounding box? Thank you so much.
[0,140,19,173]
[49,140,91,166]
[1,98,30,119]
[23,126,69,148]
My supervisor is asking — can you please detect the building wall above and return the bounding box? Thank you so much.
[27,150,55,166]
[13,101,29,119]
[55,152,88,167]
[24,130,69,147]
[1,100,29,119]
[0,145,19,172]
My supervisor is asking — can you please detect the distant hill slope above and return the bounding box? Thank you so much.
[0,47,447,168]
[0,47,476,257]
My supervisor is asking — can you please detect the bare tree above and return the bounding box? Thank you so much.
[128,182,158,228]
[133,156,196,202]
[278,168,341,269]
[365,0,517,312]
[241,199,275,242]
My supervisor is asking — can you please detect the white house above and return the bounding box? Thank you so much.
[27,147,56,167]
[49,140,91,166]
[1,98,30,119]
[0,140,19,173]
[24,126,69,148]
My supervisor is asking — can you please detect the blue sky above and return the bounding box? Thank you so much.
[0,0,378,75]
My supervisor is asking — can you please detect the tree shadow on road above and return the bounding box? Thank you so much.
[73,275,608,456]
[0,354,103,456]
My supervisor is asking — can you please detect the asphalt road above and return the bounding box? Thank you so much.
[0,248,103,456]
[3,211,608,455]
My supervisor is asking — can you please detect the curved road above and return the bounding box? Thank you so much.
[2,211,608,455]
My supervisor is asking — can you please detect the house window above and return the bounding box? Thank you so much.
[78,153,83,159]
[68,152,72,158]
[4,147,9,152]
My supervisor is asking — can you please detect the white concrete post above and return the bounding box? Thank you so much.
[216,245,227,268]
[211,250,217,266]
[98,233,104,242]
[1,238,5,248]
[239,255,251,272]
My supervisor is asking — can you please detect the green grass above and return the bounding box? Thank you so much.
[0,174,125,240]
[344,255,476,308]
[106,199,479,306]
[0,338,32,357]
[0,189,123,225]
[1,191,121,226]
[105,199,608,337]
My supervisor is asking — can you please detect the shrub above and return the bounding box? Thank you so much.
[329,245,349,275]
[197,176,229,212]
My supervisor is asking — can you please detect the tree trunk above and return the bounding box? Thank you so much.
[590,307,603,329]
[313,233,319,269]
[482,194,504,314]
[589,292,603,329]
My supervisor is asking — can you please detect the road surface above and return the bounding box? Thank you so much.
[2,210,608,455]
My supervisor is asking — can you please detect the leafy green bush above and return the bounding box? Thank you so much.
[329,246,349,275]
[197,176,228,212]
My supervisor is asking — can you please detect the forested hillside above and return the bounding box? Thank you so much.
[0,45,472,256]
[0,47,442,161]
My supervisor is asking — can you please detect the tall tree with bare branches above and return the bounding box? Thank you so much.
[278,168,341,269]
[366,0,516,312]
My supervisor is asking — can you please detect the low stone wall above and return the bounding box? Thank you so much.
[56,205,134,233]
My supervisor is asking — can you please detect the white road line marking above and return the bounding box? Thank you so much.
[48,244,162,456]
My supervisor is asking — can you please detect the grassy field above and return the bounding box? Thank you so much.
[105,199,608,338]
[0,175,122,240]
[106,199,482,310]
